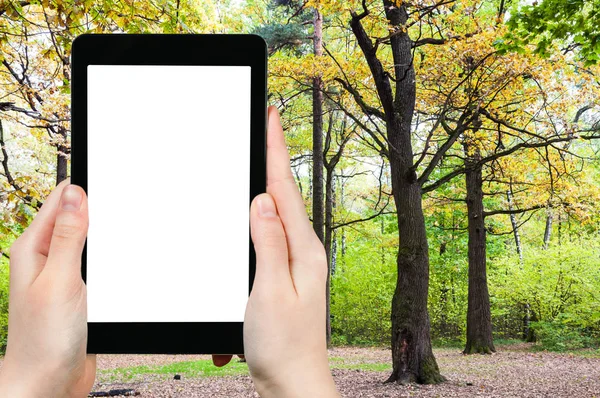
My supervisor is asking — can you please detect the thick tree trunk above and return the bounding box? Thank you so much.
[384,3,443,384]
[463,150,495,355]
[350,2,443,383]
[388,157,442,383]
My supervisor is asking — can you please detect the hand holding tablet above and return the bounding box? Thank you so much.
[71,34,267,354]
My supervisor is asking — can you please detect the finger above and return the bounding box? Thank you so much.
[265,106,325,288]
[43,184,88,282]
[8,179,71,287]
[212,355,232,367]
[266,107,315,247]
[250,194,294,294]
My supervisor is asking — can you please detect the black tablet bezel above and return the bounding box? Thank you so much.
[71,34,266,354]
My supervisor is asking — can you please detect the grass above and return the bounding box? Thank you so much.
[430,338,524,349]
[99,359,249,382]
[546,347,600,358]
[332,360,391,372]
[99,356,396,383]
[96,341,600,383]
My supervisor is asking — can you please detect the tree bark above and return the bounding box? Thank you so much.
[56,126,68,185]
[324,164,333,345]
[311,7,324,243]
[506,187,523,263]
[311,6,328,343]
[339,177,346,267]
[543,211,553,249]
[347,1,443,384]
[463,149,496,355]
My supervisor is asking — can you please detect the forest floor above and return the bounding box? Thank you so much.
[84,342,600,397]
[1,343,599,397]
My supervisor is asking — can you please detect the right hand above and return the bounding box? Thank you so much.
[213,106,339,398]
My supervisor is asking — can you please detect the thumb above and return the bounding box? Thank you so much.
[45,184,88,278]
[250,193,294,293]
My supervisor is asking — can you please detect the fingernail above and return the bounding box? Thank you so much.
[257,195,277,218]
[61,185,82,211]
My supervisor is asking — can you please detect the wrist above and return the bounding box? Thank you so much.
[0,359,68,398]
[254,362,339,398]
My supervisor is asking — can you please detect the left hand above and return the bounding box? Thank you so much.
[0,180,96,397]
[0,180,246,397]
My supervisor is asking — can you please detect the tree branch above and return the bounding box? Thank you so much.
[484,204,545,218]
[0,119,42,209]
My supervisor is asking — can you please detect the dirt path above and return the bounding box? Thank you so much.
[87,344,600,397]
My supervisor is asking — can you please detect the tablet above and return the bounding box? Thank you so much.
[71,34,266,354]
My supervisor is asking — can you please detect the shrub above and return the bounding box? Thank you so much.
[532,317,598,351]
[330,233,395,346]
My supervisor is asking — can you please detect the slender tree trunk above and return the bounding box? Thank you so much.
[339,177,346,266]
[311,6,327,344]
[56,126,68,185]
[526,308,538,342]
[380,216,385,265]
[311,7,324,243]
[558,213,562,246]
[507,186,530,340]
[324,170,334,267]
[543,211,553,249]
[324,164,334,345]
[331,175,338,276]
[506,188,523,263]
[463,149,495,355]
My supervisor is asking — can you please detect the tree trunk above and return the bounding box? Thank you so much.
[349,1,443,383]
[526,309,538,342]
[506,188,523,263]
[383,3,443,384]
[311,7,324,243]
[331,176,338,276]
[56,126,68,185]
[388,153,442,382]
[324,165,334,344]
[543,211,553,249]
[507,186,530,340]
[463,149,495,355]
[339,177,346,267]
[311,6,328,344]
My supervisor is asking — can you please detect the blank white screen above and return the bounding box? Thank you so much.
[86,65,251,322]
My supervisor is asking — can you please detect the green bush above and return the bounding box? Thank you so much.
[330,231,395,346]
[532,317,598,351]
[490,238,600,350]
